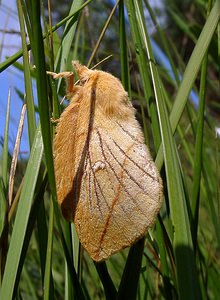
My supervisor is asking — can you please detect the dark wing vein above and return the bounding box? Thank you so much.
[116,121,141,142]
[85,130,132,246]
[86,150,109,217]
[104,141,146,192]
[111,137,158,182]
[96,129,147,217]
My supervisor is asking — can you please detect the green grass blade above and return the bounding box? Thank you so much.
[2,90,11,191]
[119,0,130,94]
[29,0,56,200]
[218,17,220,68]
[14,172,48,297]
[125,0,161,149]
[117,238,145,300]
[20,0,32,43]
[95,262,117,300]
[10,173,48,298]
[0,178,7,241]
[216,137,220,223]
[144,0,180,85]
[133,1,201,298]
[155,219,173,299]
[191,52,208,247]
[202,159,220,246]
[168,9,197,43]
[43,199,54,300]
[22,266,38,300]
[17,0,36,148]
[87,0,119,68]
[35,173,49,281]
[156,0,220,169]
[0,125,44,299]
[0,0,92,73]
[55,0,83,91]
[59,225,85,299]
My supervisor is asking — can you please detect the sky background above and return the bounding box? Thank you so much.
[0,0,31,157]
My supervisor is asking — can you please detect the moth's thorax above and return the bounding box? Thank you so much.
[71,70,135,119]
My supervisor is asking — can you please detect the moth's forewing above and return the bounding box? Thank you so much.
[54,62,163,262]
[73,112,163,261]
[54,85,94,221]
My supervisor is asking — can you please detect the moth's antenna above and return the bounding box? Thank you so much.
[90,55,113,70]
[73,55,114,87]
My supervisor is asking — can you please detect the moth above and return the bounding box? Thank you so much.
[50,61,163,262]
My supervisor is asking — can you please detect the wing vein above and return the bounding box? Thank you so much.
[96,129,147,216]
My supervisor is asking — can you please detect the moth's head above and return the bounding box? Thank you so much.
[72,61,93,84]
[72,60,120,88]
[72,60,134,119]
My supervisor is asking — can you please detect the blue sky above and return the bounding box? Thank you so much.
[0,0,31,157]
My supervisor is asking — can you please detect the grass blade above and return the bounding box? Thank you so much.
[0,125,44,299]
[87,0,120,68]
[133,1,201,298]
[8,104,26,206]
[117,238,145,300]
[191,53,208,247]
[156,0,220,169]
[95,262,117,300]
[125,0,161,149]
[29,0,56,201]
[55,0,83,91]
[43,199,54,300]
[0,0,92,73]
[17,0,36,148]
[119,0,130,94]
[2,90,11,191]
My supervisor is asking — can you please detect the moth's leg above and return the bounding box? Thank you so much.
[51,117,59,124]
[47,71,74,95]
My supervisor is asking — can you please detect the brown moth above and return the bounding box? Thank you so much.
[51,61,163,262]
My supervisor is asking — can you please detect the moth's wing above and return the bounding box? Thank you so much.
[54,90,93,221]
[74,113,163,262]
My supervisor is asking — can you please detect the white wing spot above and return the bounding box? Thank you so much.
[92,161,106,173]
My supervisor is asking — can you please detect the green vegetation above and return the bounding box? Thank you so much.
[0,0,219,299]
